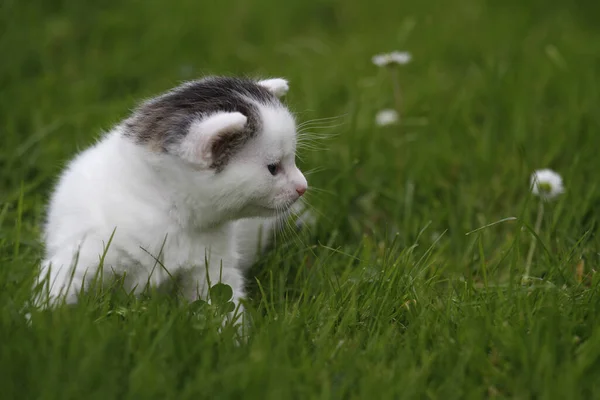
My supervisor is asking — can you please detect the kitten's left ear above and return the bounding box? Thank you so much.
[257,78,289,98]
[179,111,247,168]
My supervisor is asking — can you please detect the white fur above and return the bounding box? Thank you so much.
[38,100,308,319]
[258,79,289,98]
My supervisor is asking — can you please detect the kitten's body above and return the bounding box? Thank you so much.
[39,77,307,315]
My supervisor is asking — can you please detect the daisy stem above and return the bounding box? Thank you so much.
[388,67,403,119]
[524,201,544,281]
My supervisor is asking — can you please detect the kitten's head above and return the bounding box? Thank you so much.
[124,76,307,220]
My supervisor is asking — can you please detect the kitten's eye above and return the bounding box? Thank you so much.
[267,163,280,176]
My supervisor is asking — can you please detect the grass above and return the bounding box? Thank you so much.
[2,0,600,398]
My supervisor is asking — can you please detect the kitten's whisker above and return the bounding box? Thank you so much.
[297,124,345,134]
[297,139,329,147]
[273,219,281,247]
[306,186,335,196]
[284,207,307,248]
[293,199,315,237]
[297,127,343,136]
[297,144,329,152]
[296,114,348,129]
[300,197,333,226]
[297,113,346,123]
[297,121,341,130]
[277,206,292,244]
[303,166,327,176]
[297,132,341,141]
[274,206,284,239]
[298,120,344,129]
[274,205,287,247]
[295,152,306,163]
[296,136,338,146]
[296,140,328,149]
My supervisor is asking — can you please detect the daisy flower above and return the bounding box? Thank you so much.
[372,51,412,67]
[375,109,399,126]
[530,169,564,201]
[524,168,564,282]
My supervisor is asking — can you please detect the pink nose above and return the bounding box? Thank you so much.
[296,185,307,196]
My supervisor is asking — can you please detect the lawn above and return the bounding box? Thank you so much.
[2,0,600,398]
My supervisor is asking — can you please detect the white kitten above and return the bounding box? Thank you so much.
[37,76,308,318]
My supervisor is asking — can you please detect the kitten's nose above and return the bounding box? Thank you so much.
[296,185,307,196]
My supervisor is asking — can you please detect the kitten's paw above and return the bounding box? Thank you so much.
[258,78,289,98]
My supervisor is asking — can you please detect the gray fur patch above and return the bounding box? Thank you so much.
[123,76,282,171]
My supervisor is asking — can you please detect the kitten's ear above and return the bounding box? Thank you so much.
[257,78,289,98]
[179,112,247,167]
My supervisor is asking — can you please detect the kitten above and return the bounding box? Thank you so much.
[37,76,308,318]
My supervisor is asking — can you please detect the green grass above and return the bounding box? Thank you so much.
[2,0,600,398]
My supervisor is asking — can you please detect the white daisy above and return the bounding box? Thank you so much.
[375,109,399,126]
[530,169,564,201]
[372,51,412,67]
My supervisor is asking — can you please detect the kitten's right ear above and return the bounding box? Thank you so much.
[179,112,247,167]
[257,78,289,98]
